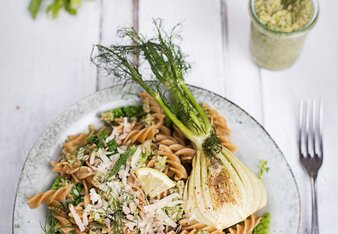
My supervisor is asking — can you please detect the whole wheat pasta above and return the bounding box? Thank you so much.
[51,160,94,184]
[63,133,89,154]
[27,92,245,234]
[27,185,72,208]
[158,144,187,180]
[179,219,223,234]
[121,126,157,145]
[226,214,261,234]
[156,126,196,163]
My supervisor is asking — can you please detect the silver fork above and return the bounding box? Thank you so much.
[299,100,323,234]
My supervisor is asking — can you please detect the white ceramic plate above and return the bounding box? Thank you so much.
[13,83,300,233]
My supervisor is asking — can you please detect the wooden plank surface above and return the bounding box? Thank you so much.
[1,0,337,233]
[139,0,227,97]
[226,0,264,123]
[261,1,338,232]
[0,1,101,233]
[97,0,134,90]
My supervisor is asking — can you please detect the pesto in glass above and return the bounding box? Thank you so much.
[249,0,319,70]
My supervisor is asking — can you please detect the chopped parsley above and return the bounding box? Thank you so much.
[101,106,144,123]
[258,160,269,180]
[51,176,63,190]
[253,212,270,234]
[71,184,84,206]
[107,139,118,153]
[87,128,110,148]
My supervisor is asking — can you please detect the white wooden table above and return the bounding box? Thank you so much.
[1,0,337,233]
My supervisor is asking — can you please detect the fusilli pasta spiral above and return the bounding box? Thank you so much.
[158,144,188,180]
[27,185,72,208]
[179,219,223,234]
[51,161,94,184]
[121,126,157,145]
[156,126,195,163]
[226,214,261,234]
[63,133,89,154]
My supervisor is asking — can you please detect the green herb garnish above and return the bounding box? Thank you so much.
[87,128,109,148]
[51,176,63,190]
[253,212,270,234]
[41,209,59,234]
[29,0,82,19]
[258,160,269,180]
[70,184,83,206]
[110,197,124,234]
[106,147,136,180]
[101,105,144,123]
[107,139,118,153]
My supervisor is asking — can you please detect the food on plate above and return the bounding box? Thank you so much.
[28,21,269,233]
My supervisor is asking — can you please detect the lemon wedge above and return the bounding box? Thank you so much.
[134,167,176,197]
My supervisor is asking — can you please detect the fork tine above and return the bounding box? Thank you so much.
[299,100,305,157]
[311,99,317,157]
[305,99,311,157]
[317,100,323,158]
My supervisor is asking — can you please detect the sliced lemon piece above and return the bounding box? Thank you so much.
[134,167,176,197]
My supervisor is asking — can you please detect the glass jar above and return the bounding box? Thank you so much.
[249,0,319,70]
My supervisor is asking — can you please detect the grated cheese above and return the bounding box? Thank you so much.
[157,209,177,228]
[83,211,88,226]
[98,148,109,163]
[69,204,85,232]
[89,151,96,165]
[131,146,142,168]
[123,117,131,133]
[144,193,182,213]
[105,127,119,143]
[90,188,102,205]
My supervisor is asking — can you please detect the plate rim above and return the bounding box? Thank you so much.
[12,82,301,233]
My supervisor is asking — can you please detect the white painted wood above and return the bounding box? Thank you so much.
[0,1,101,233]
[97,0,134,90]
[138,0,227,97]
[1,0,337,233]
[261,1,338,232]
[226,0,264,124]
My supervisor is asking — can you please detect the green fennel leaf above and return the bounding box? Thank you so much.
[41,209,58,234]
[87,128,109,148]
[107,139,118,153]
[29,0,43,19]
[106,147,136,180]
[92,20,215,150]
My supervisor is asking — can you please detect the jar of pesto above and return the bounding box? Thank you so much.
[249,0,319,70]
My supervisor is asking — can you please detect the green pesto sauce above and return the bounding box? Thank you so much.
[255,0,314,33]
[250,0,316,70]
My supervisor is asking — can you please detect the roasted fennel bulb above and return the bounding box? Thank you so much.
[92,20,267,230]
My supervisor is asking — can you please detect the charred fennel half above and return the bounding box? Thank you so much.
[92,21,267,230]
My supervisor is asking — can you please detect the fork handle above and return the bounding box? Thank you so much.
[311,176,319,234]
